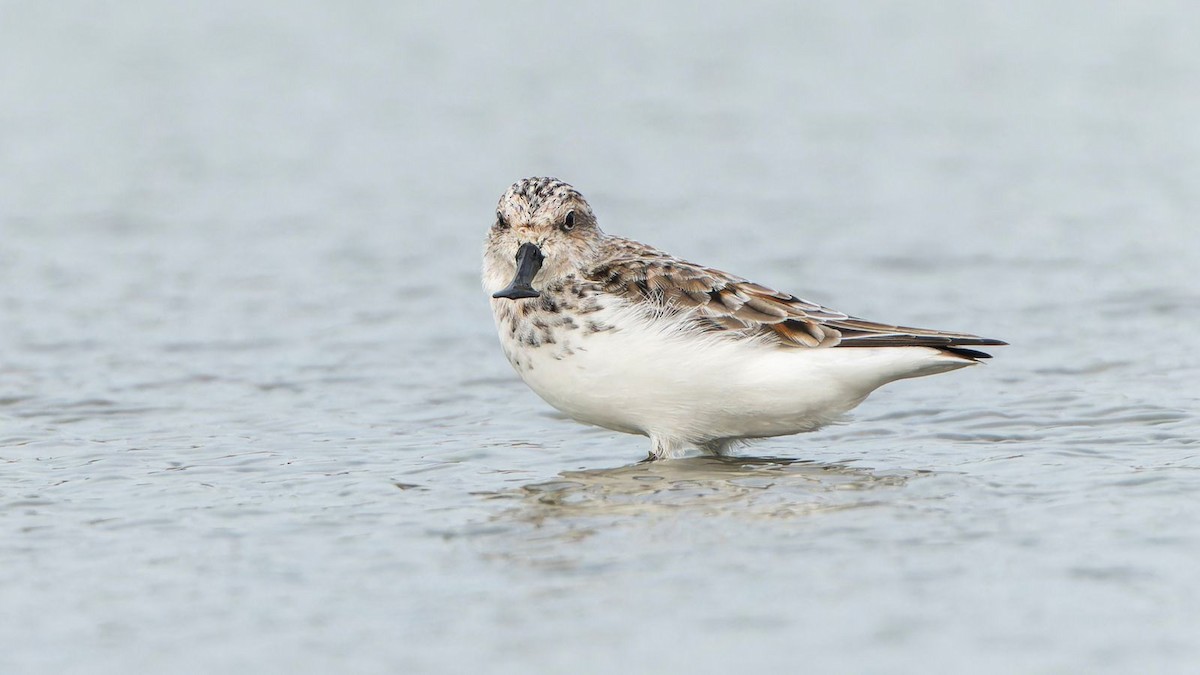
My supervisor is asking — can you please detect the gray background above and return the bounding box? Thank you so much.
[2,2,1198,673]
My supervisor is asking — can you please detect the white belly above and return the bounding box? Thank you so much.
[495,303,970,445]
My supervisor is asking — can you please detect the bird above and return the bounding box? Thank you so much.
[482,177,1005,460]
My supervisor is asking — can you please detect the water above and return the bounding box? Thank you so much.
[2,2,1198,673]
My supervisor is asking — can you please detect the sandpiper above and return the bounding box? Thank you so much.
[483,177,1005,460]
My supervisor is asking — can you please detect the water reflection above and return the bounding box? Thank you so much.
[482,455,928,523]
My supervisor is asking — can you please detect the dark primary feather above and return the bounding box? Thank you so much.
[587,238,1006,360]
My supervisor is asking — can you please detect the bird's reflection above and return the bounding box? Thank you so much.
[481,455,928,524]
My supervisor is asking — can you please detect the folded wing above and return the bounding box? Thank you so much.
[588,241,1006,359]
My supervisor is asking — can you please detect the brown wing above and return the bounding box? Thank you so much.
[587,240,1006,357]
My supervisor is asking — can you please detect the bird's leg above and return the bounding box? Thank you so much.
[646,436,683,461]
[699,439,736,456]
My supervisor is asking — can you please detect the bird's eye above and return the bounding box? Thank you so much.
[496,211,509,229]
[561,211,576,231]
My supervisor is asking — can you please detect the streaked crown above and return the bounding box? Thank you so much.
[498,177,586,222]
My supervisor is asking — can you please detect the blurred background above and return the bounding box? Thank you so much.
[1,2,1197,673]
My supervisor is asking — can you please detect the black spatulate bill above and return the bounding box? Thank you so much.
[492,243,544,300]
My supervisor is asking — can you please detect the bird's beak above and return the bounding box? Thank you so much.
[492,242,544,300]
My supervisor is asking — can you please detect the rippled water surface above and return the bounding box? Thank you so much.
[2,2,1199,673]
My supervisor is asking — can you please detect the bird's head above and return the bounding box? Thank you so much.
[483,177,604,300]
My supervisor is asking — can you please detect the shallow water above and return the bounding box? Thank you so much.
[2,2,1199,673]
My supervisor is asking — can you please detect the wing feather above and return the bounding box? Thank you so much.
[588,238,1006,358]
